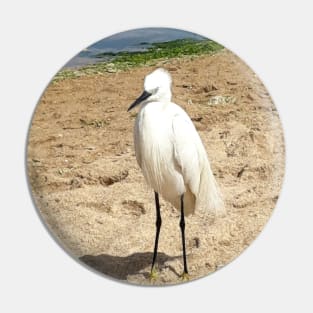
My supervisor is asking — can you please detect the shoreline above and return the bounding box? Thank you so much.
[54,39,224,81]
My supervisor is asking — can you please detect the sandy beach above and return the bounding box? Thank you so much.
[27,49,285,285]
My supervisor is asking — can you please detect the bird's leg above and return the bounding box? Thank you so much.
[179,194,189,281]
[150,191,162,280]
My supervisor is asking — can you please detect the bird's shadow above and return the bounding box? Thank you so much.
[80,252,180,280]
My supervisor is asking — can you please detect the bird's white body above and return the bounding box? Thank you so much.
[133,69,224,216]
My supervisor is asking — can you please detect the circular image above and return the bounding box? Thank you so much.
[27,27,285,285]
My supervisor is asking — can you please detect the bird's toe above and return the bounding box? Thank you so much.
[180,272,190,282]
[149,267,158,282]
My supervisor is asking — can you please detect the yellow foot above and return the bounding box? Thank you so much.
[180,272,190,281]
[149,267,158,282]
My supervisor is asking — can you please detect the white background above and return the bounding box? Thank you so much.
[1,0,312,312]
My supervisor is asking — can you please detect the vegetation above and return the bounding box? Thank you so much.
[54,39,223,81]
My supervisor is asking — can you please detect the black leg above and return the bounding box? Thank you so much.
[151,192,162,274]
[179,194,188,275]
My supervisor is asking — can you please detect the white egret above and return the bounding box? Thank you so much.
[127,68,224,280]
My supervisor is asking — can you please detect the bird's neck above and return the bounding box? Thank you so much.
[151,89,172,103]
[160,89,172,103]
[140,98,171,113]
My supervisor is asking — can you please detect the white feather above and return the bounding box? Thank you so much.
[133,68,224,216]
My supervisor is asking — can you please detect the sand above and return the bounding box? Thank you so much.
[27,49,285,285]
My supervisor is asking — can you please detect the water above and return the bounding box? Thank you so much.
[64,27,207,69]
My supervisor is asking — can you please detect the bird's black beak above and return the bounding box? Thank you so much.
[127,90,151,112]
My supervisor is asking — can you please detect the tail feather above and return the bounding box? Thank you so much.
[196,159,225,216]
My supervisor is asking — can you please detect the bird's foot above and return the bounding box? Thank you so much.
[149,267,158,282]
[180,272,190,282]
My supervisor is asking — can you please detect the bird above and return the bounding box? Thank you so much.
[127,68,224,281]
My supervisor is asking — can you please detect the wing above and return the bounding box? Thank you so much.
[172,109,205,195]
[172,107,224,215]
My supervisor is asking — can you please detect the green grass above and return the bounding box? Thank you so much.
[54,39,224,81]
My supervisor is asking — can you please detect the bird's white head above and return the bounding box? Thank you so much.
[144,68,172,100]
[127,68,172,111]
